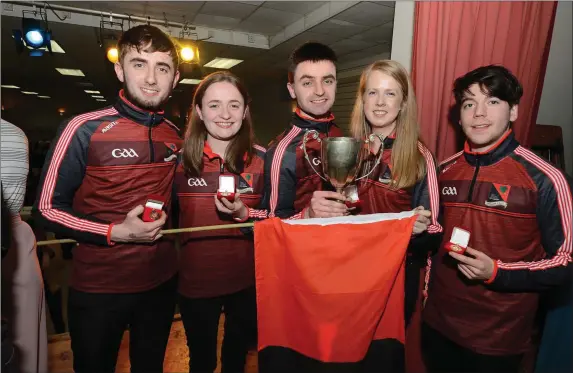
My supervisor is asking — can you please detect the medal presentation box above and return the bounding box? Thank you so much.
[142,195,166,222]
[444,227,471,255]
[217,174,236,203]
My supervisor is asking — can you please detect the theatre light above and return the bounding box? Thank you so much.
[107,47,119,64]
[99,19,123,64]
[180,46,196,63]
[13,11,52,57]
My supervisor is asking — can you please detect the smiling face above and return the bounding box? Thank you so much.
[114,44,179,111]
[287,60,337,118]
[197,81,246,142]
[363,70,404,137]
[460,83,518,152]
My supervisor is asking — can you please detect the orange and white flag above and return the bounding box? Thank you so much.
[254,212,416,367]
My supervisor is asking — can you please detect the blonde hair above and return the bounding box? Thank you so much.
[350,60,425,189]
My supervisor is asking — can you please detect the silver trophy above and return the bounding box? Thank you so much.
[302,130,385,206]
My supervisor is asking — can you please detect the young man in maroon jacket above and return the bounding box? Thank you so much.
[422,65,573,373]
[33,25,182,373]
[223,42,347,222]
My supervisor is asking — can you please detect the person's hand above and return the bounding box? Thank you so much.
[306,191,348,218]
[412,206,432,235]
[110,205,166,243]
[449,246,496,281]
[214,193,248,221]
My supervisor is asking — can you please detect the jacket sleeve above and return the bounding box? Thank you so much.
[409,147,444,257]
[32,118,113,246]
[255,138,306,220]
[489,171,573,292]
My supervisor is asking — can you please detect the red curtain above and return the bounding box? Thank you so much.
[412,1,557,162]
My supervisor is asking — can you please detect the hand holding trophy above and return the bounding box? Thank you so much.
[302,130,385,210]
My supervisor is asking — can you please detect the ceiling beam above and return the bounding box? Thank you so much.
[269,1,359,49]
[2,1,270,49]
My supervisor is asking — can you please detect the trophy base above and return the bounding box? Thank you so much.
[342,185,361,212]
[344,199,361,210]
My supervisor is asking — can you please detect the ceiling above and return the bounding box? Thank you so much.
[1,1,394,138]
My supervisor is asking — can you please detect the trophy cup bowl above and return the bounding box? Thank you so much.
[321,137,364,194]
[302,130,385,208]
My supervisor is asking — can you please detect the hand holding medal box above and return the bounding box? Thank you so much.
[217,175,236,203]
[142,195,166,222]
[444,227,471,255]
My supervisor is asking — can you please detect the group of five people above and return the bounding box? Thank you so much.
[31,24,571,373]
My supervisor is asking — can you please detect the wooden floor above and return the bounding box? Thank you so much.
[48,315,258,373]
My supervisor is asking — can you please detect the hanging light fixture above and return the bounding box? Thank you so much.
[13,10,52,56]
[106,46,119,63]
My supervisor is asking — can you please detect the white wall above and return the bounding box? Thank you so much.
[390,1,415,72]
[536,1,573,175]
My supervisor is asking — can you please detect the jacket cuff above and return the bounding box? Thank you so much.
[107,223,116,246]
[288,208,306,220]
[484,260,498,284]
[248,208,269,220]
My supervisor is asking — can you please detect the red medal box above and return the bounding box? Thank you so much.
[217,175,236,203]
[142,194,165,222]
[444,227,471,255]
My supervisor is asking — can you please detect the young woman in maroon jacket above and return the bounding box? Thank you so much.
[350,60,443,326]
[307,60,443,371]
[173,71,265,373]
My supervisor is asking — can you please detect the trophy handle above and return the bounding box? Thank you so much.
[355,133,385,181]
[302,130,328,182]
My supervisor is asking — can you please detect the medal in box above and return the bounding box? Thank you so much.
[444,227,471,254]
[217,175,236,203]
[142,194,165,222]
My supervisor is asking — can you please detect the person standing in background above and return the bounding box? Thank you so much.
[1,119,48,373]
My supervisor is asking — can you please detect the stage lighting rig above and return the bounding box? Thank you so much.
[98,18,124,64]
[13,9,52,56]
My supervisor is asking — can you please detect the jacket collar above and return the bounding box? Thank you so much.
[114,89,165,127]
[382,130,396,149]
[203,141,247,172]
[463,129,519,166]
[291,107,336,132]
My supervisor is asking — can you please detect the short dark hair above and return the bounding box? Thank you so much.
[453,65,523,107]
[288,42,337,83]
[118,25,179,70]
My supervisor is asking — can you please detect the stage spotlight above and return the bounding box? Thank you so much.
[107,47,119,63]
[180,46,195,62]
[13,13,52,56]
[23,18,45,47]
